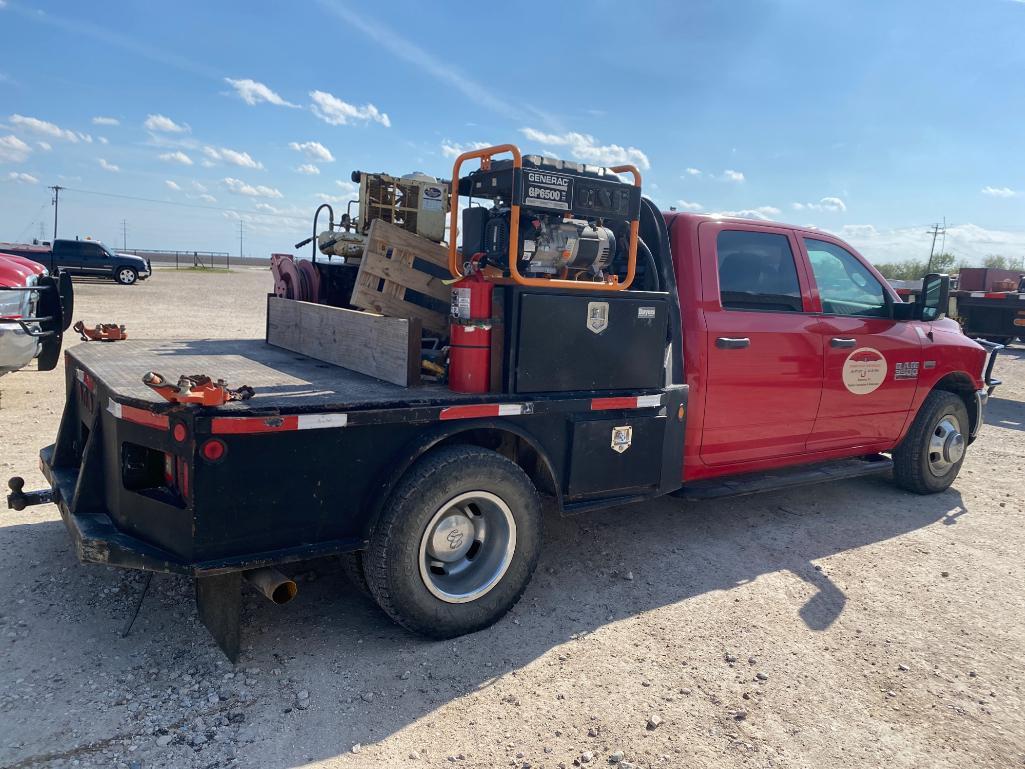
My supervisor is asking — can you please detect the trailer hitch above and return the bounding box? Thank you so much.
[6,477,54,511]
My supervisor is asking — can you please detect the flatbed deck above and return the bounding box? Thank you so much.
[68,338,494,413]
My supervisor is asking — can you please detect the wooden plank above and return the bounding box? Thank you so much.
[266,296,420,387]
[350,219,451,335]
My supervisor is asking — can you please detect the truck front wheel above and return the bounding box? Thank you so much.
[115,266,138,285]
[893,390,970,494]
[365,444,542,638]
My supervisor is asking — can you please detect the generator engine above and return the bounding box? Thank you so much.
[455,151,641,287]
[466,208,617,277]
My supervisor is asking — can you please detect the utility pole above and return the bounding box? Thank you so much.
[121,219,128,251]
[50,185,63,239]
[49,185,63,272]
[925,221,946,274]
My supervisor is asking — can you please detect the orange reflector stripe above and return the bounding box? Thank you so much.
[439,403,528,420]
[211,416,299,434]
[120,404,169,429]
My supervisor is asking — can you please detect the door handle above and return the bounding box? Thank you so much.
[830,337,857,348]
[716,337,750,349]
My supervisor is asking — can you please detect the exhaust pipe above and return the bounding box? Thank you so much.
[244,567,297,605]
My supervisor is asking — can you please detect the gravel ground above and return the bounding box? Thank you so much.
[1,267,1023,769]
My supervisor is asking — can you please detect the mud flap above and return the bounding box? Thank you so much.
[195,572,242,663]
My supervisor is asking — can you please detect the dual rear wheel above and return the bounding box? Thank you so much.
[350,445,542,638]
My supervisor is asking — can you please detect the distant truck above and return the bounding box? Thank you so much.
[0,239,151,285]
[892,269,1024,345]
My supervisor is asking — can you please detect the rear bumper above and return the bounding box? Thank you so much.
[38,444,359,577]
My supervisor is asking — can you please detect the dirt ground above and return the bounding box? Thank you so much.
[1,267,1023,769]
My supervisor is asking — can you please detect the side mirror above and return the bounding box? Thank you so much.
[917,273,950,322]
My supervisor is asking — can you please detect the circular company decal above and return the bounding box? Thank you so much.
[842,347,887,395]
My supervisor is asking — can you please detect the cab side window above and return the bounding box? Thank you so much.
[804,238,887,318]
[716,230,803,312]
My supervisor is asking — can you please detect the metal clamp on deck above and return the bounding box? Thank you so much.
[6,477,54,511]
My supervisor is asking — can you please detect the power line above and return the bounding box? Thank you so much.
[59,185,310,223]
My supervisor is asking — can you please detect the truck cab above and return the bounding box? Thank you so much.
[666,212,992,489]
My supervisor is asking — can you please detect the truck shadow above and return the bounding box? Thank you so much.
[986,396,1025,433]
[0,475,967,767]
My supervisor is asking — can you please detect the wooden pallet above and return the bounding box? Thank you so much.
[350,219,451,336]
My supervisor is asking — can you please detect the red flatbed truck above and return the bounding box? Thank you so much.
[7,145,1001,661]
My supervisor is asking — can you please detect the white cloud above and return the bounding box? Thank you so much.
[520,128,650,170]
[92,116,119,126]
[203,146,263,169]
[0,134,31,162]
[5,171,39,184]
[441,140,492,159]
[841,222,1025,264]
[675,200,703,211]
[224,77,298,107]
[144,113,189,133]
[36,141,51,151]
[722,169,745,182]
[255,202,280,213]
[296,164,320,175]
[98,158,119,172]
[288,140,334,162]
[9,114,80,142]
[309,90,391,127]
[198,193,217,203]
[708,206,780,221]
[335,180,358,198]
[793,196,846,212]
[159,150,193,166]
[191,180,208,192]
[684,168,702,176]
[98,136,109,145]
[317,181,359,204]
[981,185,1016,198]
[165,180,182,191]
[223,177,282,199]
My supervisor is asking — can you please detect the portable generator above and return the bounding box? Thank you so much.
[448,144,641,291]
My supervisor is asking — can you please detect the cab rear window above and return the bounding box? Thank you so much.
[716,230,803,312]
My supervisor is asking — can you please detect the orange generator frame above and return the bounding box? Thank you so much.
[447,144,641,291]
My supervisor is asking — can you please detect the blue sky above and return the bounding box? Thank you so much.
[1,0,1024,264]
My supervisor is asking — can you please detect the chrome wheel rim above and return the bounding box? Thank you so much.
[928,415,964,476]
[418,491,516,604]
[119,269,135,284]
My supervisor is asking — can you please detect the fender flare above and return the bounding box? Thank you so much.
[357,418,562,543]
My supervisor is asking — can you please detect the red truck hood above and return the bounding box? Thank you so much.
[0,253,39,287]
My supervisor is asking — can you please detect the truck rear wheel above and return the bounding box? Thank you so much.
[364,444,542,638]
[893,390,970,494]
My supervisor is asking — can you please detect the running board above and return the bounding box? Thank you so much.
[673,454,893,501]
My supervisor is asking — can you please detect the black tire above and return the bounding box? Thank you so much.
[364,444,542,638]
[115,266,138,285]
[339,551,371,597]
[893,390,970,494]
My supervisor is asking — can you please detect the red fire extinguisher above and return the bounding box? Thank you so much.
[449,269,493,393]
